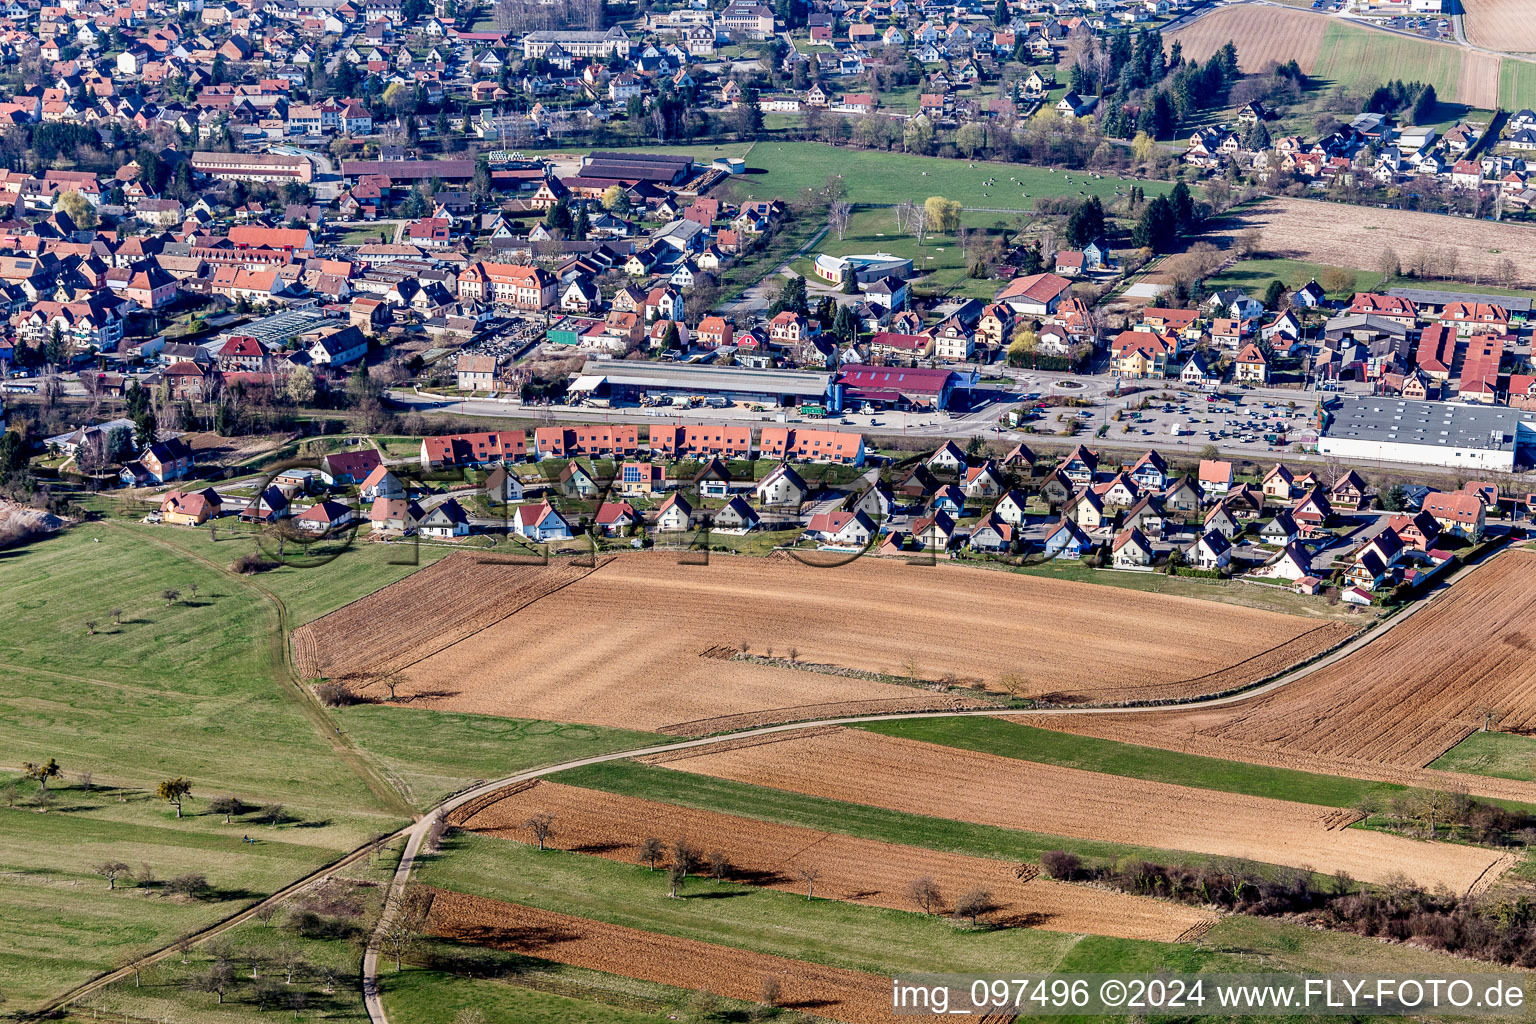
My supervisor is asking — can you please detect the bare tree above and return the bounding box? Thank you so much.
[953,887,998,927]
[666,859,687,897]
[829,201,852,241]
[95,860,130,890]
[523,812,555,851]
[795,863,822,900]
[907,875,942,915]
[276,944,306,984]
[759,975,782,1008]
[191,962,235,1004]
[997,673,1030,701]
[379,889,428,972]
[208,795,242,824]
[707,849,730,882]
[672,840,701,881]
[910,204,930,246]
[638,836,663,871]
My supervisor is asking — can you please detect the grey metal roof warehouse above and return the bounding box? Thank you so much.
[578,359,830,398]
[1322,397,1523,452]
[1386,287,1532,313]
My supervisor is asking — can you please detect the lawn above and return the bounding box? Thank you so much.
[857,719,1403,808]
[1501,59,1536,112]
[335,227,392,246]
[71,839,404,1024]
[0,522,662,1011]
[726,141,1166,210]
[1430,731,1536,782]
[0,524,408,1008]
[385,947,773,1024]
[1312,22,1466,105]
[118,519,455,626]
[332,708,666,809]
[0,524,396,808]
[0,775,393,1009]
[384,970,678,1024]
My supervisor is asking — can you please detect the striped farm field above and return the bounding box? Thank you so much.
[1030,551,1536,799]
[1169,5,1327,72]
[644,728,1511,892]
[423,890,908,1024]
[294,552,1343,732]
[453,781,1216,942]
[1170,4,1534,108]
[1465,0,1536,55]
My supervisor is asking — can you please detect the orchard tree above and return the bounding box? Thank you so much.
[22,758,61,793]
[158,777,193,818]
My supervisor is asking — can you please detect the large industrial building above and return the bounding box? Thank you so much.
[572,359,831,407]
[575,151,695,187]
[191,151,312,184]
[570,359,967,412]
[1317,396,1535,471]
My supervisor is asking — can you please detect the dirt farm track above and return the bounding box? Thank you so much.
[291,553,1349,733]
[647,728,1512,892]
[455,781,1215,942]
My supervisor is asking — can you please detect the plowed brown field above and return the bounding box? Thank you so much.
[647,729,1508,892]
[1464,0,1536,53]
[1029,551,1536,784]
[455,781,1215,942]
[424,889,929,1024]
[297,552,1344,730]
[1169,5,1327,72]
[290,553,599,682]
[1214,198,1536,289]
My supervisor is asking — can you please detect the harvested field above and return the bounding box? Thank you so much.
[455,781,1215,942]
[291,553,599,682]
[1465,0,1536,54]
[647,728,1508,892]
[296,552,1345,730]
[1459,50,1504,109]
[424,888,923,1024]
[1169,5,1327,73]
[1213,198,1536,289]
[1026,551,1536,788]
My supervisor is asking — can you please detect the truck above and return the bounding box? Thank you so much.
[800,403,827,418]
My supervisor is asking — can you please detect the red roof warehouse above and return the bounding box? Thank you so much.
[834,364,961,410]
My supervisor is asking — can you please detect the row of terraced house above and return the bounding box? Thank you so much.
[418,423,866,469]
